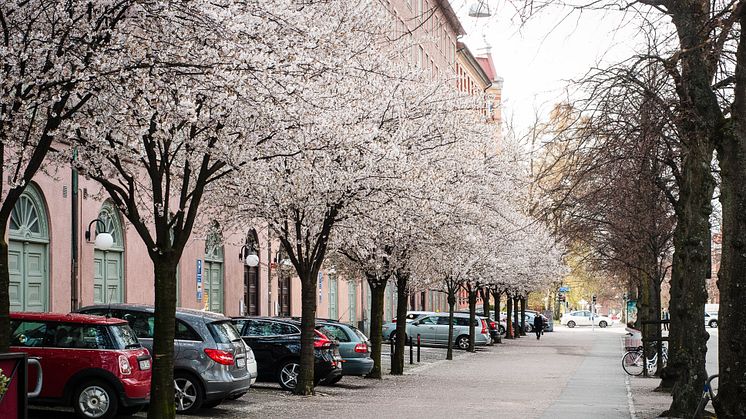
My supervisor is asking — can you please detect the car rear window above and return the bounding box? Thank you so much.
[353,328,369,342]
[319,325,351,342]
[109,324,141,349]
[208,321,242,344]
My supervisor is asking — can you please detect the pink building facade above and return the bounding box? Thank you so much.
[4,0,499,335]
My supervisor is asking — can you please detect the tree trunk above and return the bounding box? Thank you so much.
[506,294,513,339]
[513,296,521,338]
[295,272,318,395]
[660,140,715,415]
[391,273,409,375]
[492,289,502,344]
[446,290,456,360]
[147,259,178,419]
[480,288,490,325]
[519,297,526,336]
[0,224,10,353]
[712,12,746,416]
[366,281,386,379]
[468,286,477,352]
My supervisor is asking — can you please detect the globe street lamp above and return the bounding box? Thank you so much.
[84,219,114,250]
[239,245,260,267]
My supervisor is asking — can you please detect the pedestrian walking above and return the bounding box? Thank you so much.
[662,309,670,331]
[534,314,544,340]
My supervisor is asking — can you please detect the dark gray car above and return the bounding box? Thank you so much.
[77,304,253,413]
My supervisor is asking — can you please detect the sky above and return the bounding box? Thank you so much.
[448,1,651,135]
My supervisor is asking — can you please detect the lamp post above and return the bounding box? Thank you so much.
[84,219,114,250]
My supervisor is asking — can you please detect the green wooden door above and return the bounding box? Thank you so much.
[8,185,49,312]
[93,249,123,304]
[328,274,338,320]
[204,261,223,313]
[9,242,47,312]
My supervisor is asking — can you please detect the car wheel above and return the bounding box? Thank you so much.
[174,372,204,414]
[456,335,469,350]
[567,321,576,328]
[599,321,608,328]
[73,380,118,419]
[226,392,247,401]
[709,320,718,328]
[498,325,506,335]
[524,324,533,333]
[277,360,301,391]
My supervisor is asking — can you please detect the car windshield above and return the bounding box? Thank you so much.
[209,321,243,343]
[109,324,141,349]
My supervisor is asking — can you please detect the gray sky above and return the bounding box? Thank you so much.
[449,1,648,134]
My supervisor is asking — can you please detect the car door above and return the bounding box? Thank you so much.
[581,311,593,326]
[240,319,277,380]
[409,316,438,344]
[10,320,56,398]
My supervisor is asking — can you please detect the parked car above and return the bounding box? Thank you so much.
[382,312,430,340]
[560,310,614,328]
[395,311,436,323]
[705,311,719,328]
[10,312,151,419]
[386,312,491,349]
[231,317,343,390]
[522,311,552,333]
[77,304,253,413]
[456,311,500,341]
[315,320,373,383]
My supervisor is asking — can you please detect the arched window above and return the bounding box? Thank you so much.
[243,229,260,315]
[204,222,224,313]
[93,201,125,304]
[8,183,50,312]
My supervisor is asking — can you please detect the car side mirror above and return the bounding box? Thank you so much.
[412,321,420,326]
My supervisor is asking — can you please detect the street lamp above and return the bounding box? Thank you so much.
[239,245,260,267]
[84,219,114,250]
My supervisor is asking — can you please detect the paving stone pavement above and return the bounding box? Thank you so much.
[30,326,645,419]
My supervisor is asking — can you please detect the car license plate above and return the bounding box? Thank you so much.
[139,359,151,370]
[236,358,246,368]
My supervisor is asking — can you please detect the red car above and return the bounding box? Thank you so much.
[10,312,152,419]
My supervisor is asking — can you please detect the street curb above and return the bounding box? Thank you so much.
[626,374,639,419]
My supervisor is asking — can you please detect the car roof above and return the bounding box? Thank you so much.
[232,316,302,326]
[78,303,231,322]
[11,311,127,325]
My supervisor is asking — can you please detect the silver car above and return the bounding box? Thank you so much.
[77,304,254,413]
[388,313,490,349]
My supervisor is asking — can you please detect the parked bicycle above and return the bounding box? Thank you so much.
[693,374,718,418]
[622,345,668,376]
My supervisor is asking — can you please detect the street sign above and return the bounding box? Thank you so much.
[559,286,570,292]
[196,259,203,301]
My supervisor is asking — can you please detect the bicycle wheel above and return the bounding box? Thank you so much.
[623,351,645,376]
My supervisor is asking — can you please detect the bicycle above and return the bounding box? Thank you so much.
[693,374,718,418]
[622,345,668,376]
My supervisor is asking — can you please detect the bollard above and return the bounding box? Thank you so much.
[409,336,414,364]
[390,336,395,357]
[417,334,421,363]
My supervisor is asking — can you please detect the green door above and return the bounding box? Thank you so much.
[93,249,123,304]
[9,242,48,312]
[204,261,223,313]
[328,274,338,320]
[348,281,357,324]
[93,202,125,304]
[8,185,49,312]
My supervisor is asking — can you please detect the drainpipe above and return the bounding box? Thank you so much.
[71,148,79,311]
